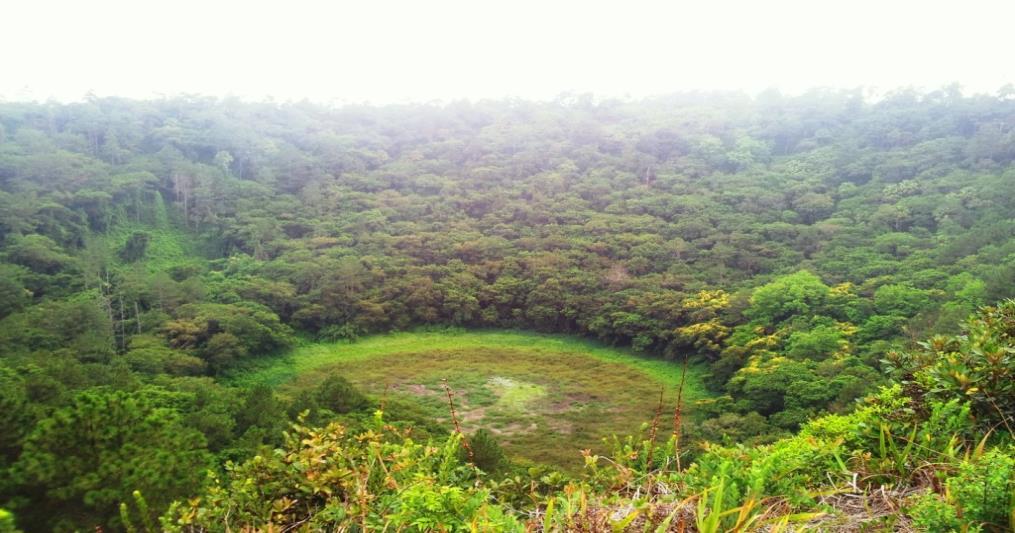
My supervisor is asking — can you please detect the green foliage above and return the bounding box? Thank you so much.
[232,384,288,450]
[465,429,507,474]
[945,448,1014,530]
[857,314,907,342]
[11,389,212,531]
[784,324,846,360]
[163,302,293,372]
[163,418,522,531]
[119,491,158,533]
[908,492,963,533]
[0,290,114,361]
[694,466,766,533]
[289,374,372,425]
[726,355,878,427]
[0,265,29,320]
[0,509,16,533]
[2,235,78,274]
[905,301,1015,430]
[698,411,775,444]
[874,283,934,316]
[0,367,29,464]
[748,271,830,326]
[123,334,206,375]
[318,322,364,341]
[118,231,150,262]
[312,374,370,414]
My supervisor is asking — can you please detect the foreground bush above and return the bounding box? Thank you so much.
[157,385,1012,532]
[161,413,522,532]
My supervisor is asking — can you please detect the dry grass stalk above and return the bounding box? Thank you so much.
[672,354,690,471]
[441,378,474,463]
[646,387,665,470]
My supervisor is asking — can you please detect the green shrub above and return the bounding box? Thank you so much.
[464,429,507,474]
[12,389,211,531]
[314,375,370,414]
[118,231,151,262]
[162,417,522,531]
[908,491,963,533]
[318,323,363,341]
[686,432,842,507]
[947,448,1014,530]
[911,301,1015,430]
[785,324,845,360]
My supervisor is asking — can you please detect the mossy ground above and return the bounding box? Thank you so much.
[229,329,710,467]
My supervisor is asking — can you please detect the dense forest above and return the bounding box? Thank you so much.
[0,89,1013,531]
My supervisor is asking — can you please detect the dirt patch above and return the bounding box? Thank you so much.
[568,392,597,403]
[488,421,538,436]
[400,383,435,396]
[458,406,487,424]
[546,392,598,413]
[546,418,574,435]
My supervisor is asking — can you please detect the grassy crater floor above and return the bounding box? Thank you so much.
[229,330,709,467]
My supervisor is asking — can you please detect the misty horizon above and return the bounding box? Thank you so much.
[5,0,1014,104]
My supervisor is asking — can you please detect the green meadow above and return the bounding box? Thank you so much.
[228,329,709,467]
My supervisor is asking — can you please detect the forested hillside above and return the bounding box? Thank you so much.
[0,90,1013,531]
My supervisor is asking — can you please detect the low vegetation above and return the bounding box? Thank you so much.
[230,330,709,467]
[161,304,1014,531]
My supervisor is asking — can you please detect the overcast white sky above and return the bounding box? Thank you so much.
[3,0,1014,104]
